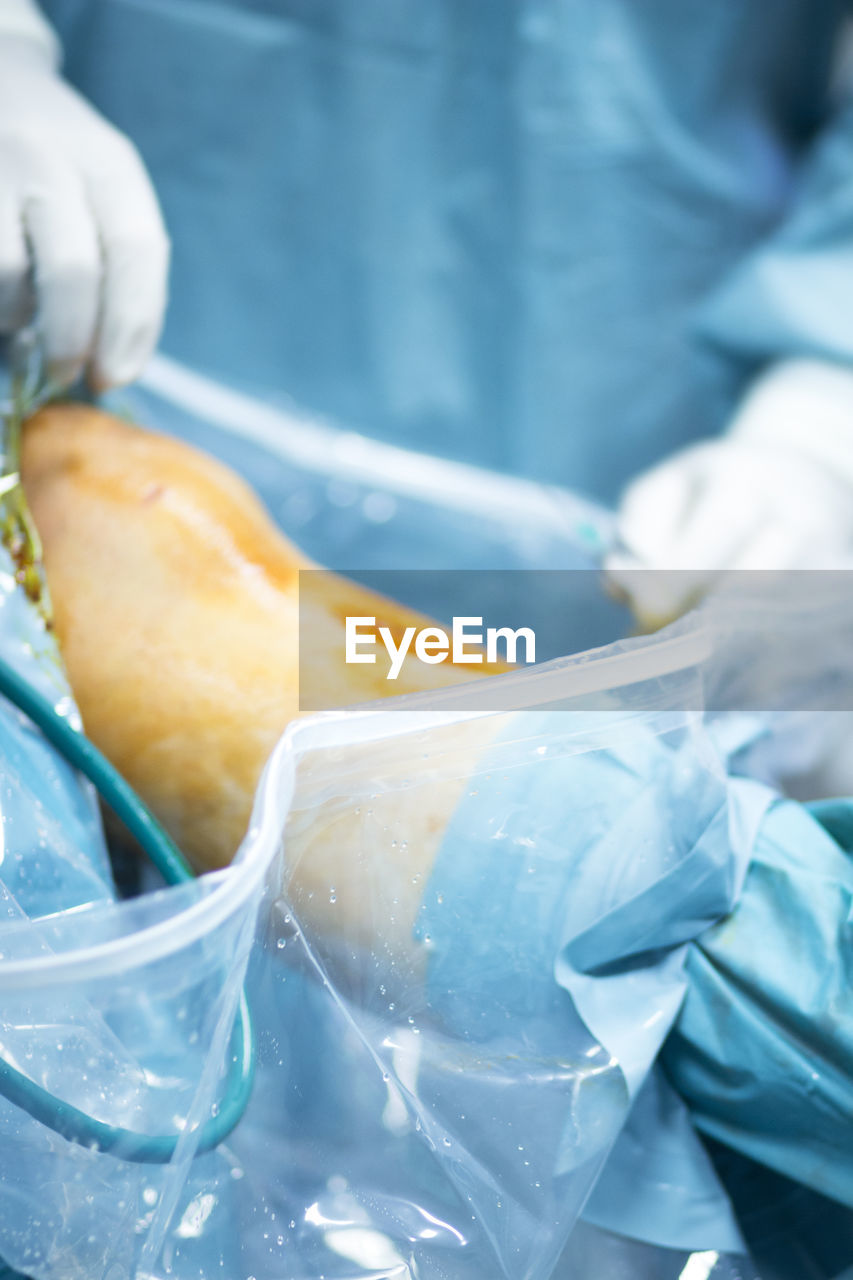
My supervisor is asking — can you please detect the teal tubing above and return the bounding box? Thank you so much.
[0,654,255,1163]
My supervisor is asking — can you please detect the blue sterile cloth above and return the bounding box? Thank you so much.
[663,795,853,1206]
[416,710,853,1254]
[45,0,853,504]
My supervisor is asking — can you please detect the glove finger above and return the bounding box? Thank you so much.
[23,161,101,387]
[0,199,34,333]
[84,136,169,390]
[617,449,710,564]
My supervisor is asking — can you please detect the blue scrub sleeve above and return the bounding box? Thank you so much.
[700,93,853,369]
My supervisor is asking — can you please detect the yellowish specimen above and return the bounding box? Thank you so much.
[21,404,500,875]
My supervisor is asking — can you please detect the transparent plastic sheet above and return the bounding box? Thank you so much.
[143,618,852,1280]
[0,618,766,1280]
[554,1222,761,1280]
[111,359,619,582]
[0,586,257,1280]
[0,865,263,1280]
[173,641,807,1277]
[0,540,113,917]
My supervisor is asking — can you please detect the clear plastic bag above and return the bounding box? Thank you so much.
[0,639,757,1280]
[0,860,263,1279]
[0,347,264,1274]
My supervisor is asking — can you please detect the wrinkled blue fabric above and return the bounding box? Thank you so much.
[581,1068,747,1253]
[419,712,853,1255]
[663,796,853,1207]
[42,0,853,502]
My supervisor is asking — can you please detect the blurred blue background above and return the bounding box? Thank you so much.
[41,0,853,502]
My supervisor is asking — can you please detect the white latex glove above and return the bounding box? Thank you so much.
[607,360,853,627]
[0,0,169,389]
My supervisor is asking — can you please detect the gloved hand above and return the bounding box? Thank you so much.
[607,360,853,628]
[0,0,169,389]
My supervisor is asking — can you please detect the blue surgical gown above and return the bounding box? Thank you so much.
[40,0,853,502]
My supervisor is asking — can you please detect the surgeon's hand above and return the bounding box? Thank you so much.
[0,8,169,389]
[607,360,853,628]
